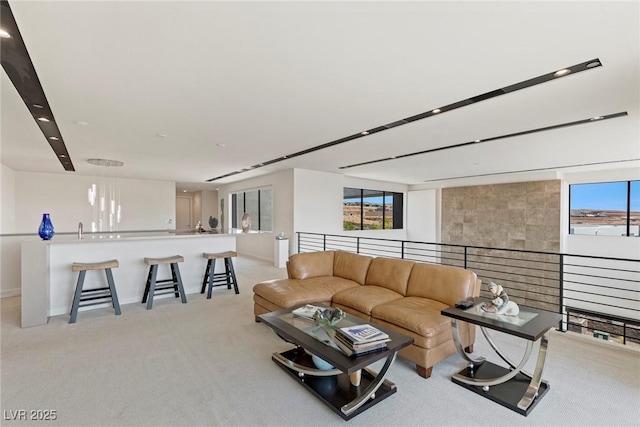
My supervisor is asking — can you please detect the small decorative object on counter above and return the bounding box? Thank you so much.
[38,213,55,240]
[195,221,205,233]
[208,216,218,229]
[481,282,519,316]
[276,231,286,240]
[241,212,251,232]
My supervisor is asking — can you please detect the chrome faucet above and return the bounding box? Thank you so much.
[78,222,83,239]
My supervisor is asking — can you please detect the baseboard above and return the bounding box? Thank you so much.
[1,288,21,298]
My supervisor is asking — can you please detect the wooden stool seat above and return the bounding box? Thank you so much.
[72,259,119,272]
[203,251,237,260]
[144,255,184,265]
[201,251,239,299]
[142,255,187,309]
[69,259,121,323]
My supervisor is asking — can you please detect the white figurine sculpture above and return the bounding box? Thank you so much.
[481,282,519,316]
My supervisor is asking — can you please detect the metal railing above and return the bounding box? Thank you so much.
[296,232,640,346]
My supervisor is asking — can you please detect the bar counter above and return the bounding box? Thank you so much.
[21,231,237,327]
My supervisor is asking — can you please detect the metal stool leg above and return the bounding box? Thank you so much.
[201,259,212,294]
[146,265,158,310]
[105,268,121,315]
[70,270,87,323]
[226,257,239,294]
[172,263,187,304]
[224,260,232,289]
[142,266,153,304]
[206,259,216,299]
[171,264,180,298]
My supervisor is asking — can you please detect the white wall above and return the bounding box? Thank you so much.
[1,164,16,234]
[13,171,175,233]
[200,190,219,228]
[293,169,409,253]
[406,189,438,243]
[218,169,294,261]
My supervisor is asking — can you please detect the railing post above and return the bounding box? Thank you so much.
[356,237,360,254]
[297,232,300,254]
[323,234,326,251]
[558,253,565,331]
[464,246,468,269]
[401,241,405,259]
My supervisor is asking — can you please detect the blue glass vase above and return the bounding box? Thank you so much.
[38,213,55,240]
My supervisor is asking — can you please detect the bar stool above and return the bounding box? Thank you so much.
[70,259,121,324]
[200,251,239,299]
[142,255,187,310]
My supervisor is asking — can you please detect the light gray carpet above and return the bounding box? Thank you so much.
[1,255,639,427]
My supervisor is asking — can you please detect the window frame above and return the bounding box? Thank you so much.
[230,187,273,232]
[343,187,403,231]
[568,180,638,237]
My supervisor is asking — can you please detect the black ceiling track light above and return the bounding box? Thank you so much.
[1,0,75,171]
[339,112,628,169]
[206,58,603,182]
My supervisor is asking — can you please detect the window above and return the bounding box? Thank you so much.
[343,188,403,230]
[569,180,638,236]
[231,188,272,231]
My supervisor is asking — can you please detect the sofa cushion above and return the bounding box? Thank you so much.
[333,251,372,285]
[332,285,403,316]
[364,257,415,295]
[253,276,358,309]
[288,251,335,279]
[405,263,477,306]
[371,297,452,348]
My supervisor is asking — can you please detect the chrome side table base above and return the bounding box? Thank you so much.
[450,319,552,416]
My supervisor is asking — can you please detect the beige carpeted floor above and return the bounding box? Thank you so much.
[1,255,639,427]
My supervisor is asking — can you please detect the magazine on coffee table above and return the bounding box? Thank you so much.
[336,324,389,344]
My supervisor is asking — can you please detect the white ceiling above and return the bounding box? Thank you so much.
[2,1,639,191]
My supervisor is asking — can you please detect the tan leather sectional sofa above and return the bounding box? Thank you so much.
[253,250,481,379]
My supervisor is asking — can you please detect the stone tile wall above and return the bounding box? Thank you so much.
[441,180,561,310]
[441,180,561,252]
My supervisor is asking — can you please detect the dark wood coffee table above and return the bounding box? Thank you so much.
[442,298,562,416]
[259,305,413,420]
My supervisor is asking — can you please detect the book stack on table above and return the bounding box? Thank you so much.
[334,324,391,356]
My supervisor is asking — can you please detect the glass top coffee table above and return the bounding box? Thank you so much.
[442,297,563,416]
[259,305,413,420]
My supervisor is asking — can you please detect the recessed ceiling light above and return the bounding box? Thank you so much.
[59,154,66,158]
[216,143,226,147]
[259,163,265,166]
[87,158,124,167]
[37,117,50,122]
[156,133,167,138]
[586,61,601,68]
[361,131,369,135]
[554,69,571,77]
[75,120,88,126]
[283,156,288,159]
[48,136,59,140]
[390,156,397,159]
[474,139,481,143]
[32,104,44,109]
[432,109,441,114]
[590,116,604,121]
[0,29,11,39]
